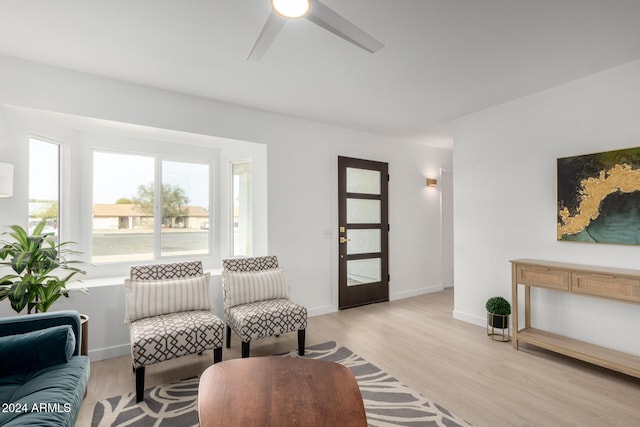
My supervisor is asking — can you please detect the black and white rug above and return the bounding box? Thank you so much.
[92,341,472,427]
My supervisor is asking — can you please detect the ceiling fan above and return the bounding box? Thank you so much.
[248,0,384,60]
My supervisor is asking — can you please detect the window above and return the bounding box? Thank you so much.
[92,151,211,263]
[161,160,210,257]
[232,162,252,256]
[13,107,267,277]
[28,138,60,240]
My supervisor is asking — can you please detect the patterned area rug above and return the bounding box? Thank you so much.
[91,341,472,427]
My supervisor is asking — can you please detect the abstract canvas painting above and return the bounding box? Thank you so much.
[557,147,640,244]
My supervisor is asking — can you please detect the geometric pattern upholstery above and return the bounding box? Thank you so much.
[222,256,279,272]
[130,261,204,280]
[225,298,307,343]
[221,256,307,357]
[127,261,224,402]
[130,310,224,368]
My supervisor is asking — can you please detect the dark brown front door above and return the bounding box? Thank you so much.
[338,156,389,309]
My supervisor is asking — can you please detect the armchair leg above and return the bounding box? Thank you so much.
[226,325,231,349]
[135,366,145,403]
[214,347,222,363]
[241,341,250,358]
[298,329,306,356]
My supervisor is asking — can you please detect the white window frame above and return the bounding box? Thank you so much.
[28,134,65,242]
[80,141,220,278]
[230,160,253,256]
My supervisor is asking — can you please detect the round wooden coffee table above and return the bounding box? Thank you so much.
[198,356,367,427]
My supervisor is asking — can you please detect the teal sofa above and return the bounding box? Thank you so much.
[0,310,90,427]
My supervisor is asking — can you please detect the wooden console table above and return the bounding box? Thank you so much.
[511,259,640,378]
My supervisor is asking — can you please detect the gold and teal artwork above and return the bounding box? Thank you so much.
[557,147,640,244]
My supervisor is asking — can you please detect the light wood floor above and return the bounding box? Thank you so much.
[78,289,640,426]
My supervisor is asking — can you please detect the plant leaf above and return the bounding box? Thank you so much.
[32,220,46,236]
[1,222,88,313]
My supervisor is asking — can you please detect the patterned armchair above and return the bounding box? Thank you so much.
[125,261,224,403]
[222,256,307,358]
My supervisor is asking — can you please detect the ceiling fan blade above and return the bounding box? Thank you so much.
[306,0,384,53]
[248,11,286,60]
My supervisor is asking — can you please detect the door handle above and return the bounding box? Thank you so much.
[339,237,351,244]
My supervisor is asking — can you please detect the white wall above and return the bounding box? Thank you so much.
[452,59,640,356]
[0,55,452,360]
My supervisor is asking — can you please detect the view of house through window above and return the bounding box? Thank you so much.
[92,151,211,263]
[161,160,210,257]
[232,162,252,256]
[28,138,60,240]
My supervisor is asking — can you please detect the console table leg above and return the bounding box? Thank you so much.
[525,285,531,329]
[512,263,519,350]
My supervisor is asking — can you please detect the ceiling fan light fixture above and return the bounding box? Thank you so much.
[271,0,310,18]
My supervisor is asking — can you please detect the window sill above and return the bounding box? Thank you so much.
[68,267,224,289]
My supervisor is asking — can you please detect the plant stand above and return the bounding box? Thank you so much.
[487,312,509,342]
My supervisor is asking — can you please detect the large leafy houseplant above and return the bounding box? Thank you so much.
[0,220,87,314]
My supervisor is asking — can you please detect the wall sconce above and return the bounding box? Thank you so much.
[426,177,438,188]
[0,162,14,198]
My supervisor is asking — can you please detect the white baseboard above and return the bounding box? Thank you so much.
[89,343,130,362]
[308,304,335,317]
[391,284,444,300]
[452,309,485,328]
[307,285,447,315]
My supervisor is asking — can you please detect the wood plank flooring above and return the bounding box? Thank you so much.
[77,289,640,426]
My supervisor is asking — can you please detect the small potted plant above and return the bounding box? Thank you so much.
[485,296,511,341]
[0,220,87,314]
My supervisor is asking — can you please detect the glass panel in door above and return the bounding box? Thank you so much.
[347,258,381,286]
[347,167,381,194]
[346,199,381,223]
[346,229,381,255]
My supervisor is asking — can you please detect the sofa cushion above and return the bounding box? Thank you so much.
[0,325,75,376]
[124,272,212,323]
[222,268,288,308]
[0,355,90,427]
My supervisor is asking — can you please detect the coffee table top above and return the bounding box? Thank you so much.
[198,356,367,427]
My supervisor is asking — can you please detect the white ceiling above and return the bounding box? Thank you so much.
[1,1,640,149]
